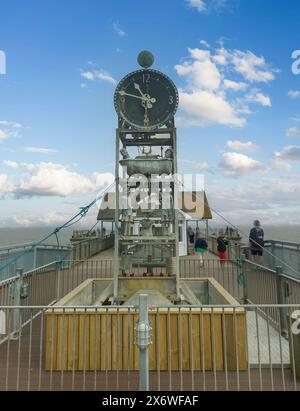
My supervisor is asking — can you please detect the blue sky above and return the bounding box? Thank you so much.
[0,0,300,227]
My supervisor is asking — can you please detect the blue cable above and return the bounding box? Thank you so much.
[0,182,115,273]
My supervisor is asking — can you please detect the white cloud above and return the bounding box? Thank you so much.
[212,47,229,65]
[226,140,261,152]
[246,91,272,107]
[112,22,126,37]
[185,0,233,13]
[24,147,57,154]
[174,45,276,127]
[274,146,300,162]
[0,129,19,142]
[0,121,23,128]
[219,152,266,177]
[81,69,116,85]
[0,130,9,142]
[185,0,208,13]
[270,157,292,172]
[0,174,14,198]
[287,90,300,99]
[223,79,247,91]
[200,39,210,48]
[24,147,58,154]
[0,162,115,199]
[0,120,23,142]
[15,162,95,197]
[195,162,210,171]
[95,70,117,85]
[176,48,221,91]
[286,127,300,137]
[179,90,245,126]
[206,177,300,225]
[231,50,276,83]
[3,160,18,169]
[81,71,95,81]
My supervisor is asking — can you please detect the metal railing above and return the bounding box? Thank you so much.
[0,304,299,391]
[208,236,300,280]
[264,240,300,278]
[0,243,70,282]
[1,257,299,315]
[0,234,114,282]
[70,234,114,262]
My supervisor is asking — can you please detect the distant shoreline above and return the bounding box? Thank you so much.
[0,224,300,247]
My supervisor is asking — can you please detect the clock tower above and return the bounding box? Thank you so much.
[113,51,181,300]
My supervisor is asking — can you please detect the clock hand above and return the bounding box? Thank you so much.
[142,101,150,127]
[118,90,145,100]
[118,90,156,104]
[134,83,146,98]
[135,83,157,106]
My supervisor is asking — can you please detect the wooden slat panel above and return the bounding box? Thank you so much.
[148,313,157,371]
[170,312,179,371]
[192,313,201,370]
[67,313,79,371]
[56,314,69,371]
[100,313,111,370]
[158,313,168,371]
[45,314,57,371]
[212,314,223,371]
[181,313,190,371]
[236,313,248,371]
[122,312,129,371]
[111,312,122,371]
[224,314,235,371]
[78,313,90,370]
[133,313,139,370]
[203,313,212,370]
[44,309,247,372]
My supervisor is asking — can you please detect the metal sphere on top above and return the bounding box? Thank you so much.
[137,50,154,68]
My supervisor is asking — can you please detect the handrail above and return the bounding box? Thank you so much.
[0,260,58,286]
[264,239,300,248]
[0,242,71,252]
[244,257,300,283]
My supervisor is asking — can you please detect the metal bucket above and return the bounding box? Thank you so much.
[120,158,173,176]
[166,257,177,276]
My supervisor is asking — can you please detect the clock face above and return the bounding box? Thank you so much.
[114,69,178,130]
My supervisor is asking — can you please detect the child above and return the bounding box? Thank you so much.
[217,230,228,264]
[195,234,208,266]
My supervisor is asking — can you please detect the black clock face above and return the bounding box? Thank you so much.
[114,69,178,130]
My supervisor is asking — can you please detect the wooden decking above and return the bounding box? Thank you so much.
[0,249,299,391]
[0,316,299,391]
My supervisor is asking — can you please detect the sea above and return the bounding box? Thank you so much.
[0,224,299,247]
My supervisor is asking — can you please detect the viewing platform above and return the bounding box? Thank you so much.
[0,235,299,391]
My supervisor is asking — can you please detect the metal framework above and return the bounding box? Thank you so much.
[113,118,180,301]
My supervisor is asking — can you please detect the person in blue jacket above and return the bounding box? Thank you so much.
[249,220,264,264]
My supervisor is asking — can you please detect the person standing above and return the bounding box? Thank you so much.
[249,220,264,264]
[195,234,208,267]
[187,226,195,244]
[217,230,228,264]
